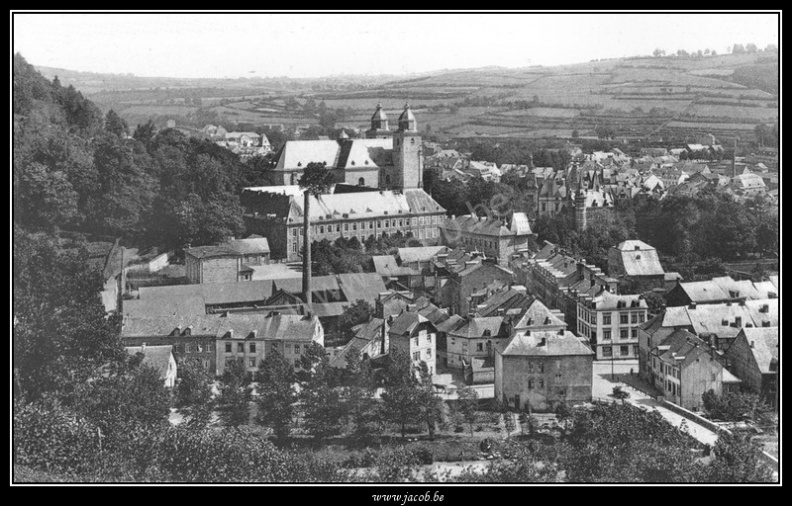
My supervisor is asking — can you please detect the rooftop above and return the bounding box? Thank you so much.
[498,330,593,357]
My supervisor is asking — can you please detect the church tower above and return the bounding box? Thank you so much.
[366,103,392,139]
[392,103,422,190]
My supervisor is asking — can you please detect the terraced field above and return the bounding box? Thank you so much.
[39,52,777,142]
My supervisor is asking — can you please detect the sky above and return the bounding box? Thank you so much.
[12,11,781,79]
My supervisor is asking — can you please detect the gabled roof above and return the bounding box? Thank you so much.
[436,314,466,333]
[184,245,240,259]
[122,315,223,338]
[590,289,647,310]
[372,255,418,277]
[449,317,504,338]
[738,327,779,374]
[124,285,206,318]
[612,240,665,276]
[388,312,431,336]
[514,299,566,329]
[226,237,270,255]
[337,273,388,305]
[217,312,320,341]
[498,331,593,357]
[674,280,732,303]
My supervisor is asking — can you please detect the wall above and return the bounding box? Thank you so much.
[497,354,593,412]
[724,334,763,394]
[454,264,514,316]
[659,398,731,435]
[123,335,217,375]
[201,257,242,284]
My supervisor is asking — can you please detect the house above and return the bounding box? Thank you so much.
[665,275,772,307]
[437,261,515,317]
[445,316,510,370]
[647,329,741,411]
[387,312,437,375]
[607,240,666,290]
[329,317,388,369]
[724,327,779,407]
[215,312,324,375]
[637,300,778,383]
[121,315,222,373]
[576,289,648,361]
[125,345,178,388]
[494,330,594,412]
[439,212,535,266]
[185,237,270,284]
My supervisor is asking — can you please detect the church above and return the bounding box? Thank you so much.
[242,105,447,261]
[269,103,424,190]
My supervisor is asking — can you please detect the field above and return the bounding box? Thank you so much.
[35,52,778,142]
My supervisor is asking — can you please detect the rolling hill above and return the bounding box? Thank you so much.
[33,51,778,143]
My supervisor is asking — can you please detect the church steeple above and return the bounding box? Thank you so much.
[398,103,417,132]
[366,102,392,139]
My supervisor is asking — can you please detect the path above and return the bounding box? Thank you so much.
[592,360,719,446]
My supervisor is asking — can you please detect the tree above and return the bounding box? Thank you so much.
[677,49,689,57]
[217,358,251,427]
[653,48,666,57]
[381,348,424,439]
[456,386,479,436]
[133,120,157,146]
[745,43,758,54]
[174,357,215,429]
[571,129,579,138]
[256,350,297,441]
[703,433,774,482]
[732,43,746,54]
[105,109,128,137]
[298,162,335,308]
[342,349,381,440]
[300,347,345,446]
[334,300,374,343]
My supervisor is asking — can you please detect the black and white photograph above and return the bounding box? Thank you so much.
[11,10,780,485]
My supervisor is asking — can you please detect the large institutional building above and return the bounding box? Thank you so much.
[267,103,424,191]
[242,104,446,262]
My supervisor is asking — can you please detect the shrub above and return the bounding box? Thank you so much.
[414,447,434,465]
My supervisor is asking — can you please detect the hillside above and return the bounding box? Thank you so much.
[34,52,779,143]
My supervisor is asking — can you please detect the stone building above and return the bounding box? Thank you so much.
[439,212,535,266]
[184,237,270,284]
[268,103,424,191]
[387,312,437,375]
[494,330,594,412]
[724,326,779,407]
[607,240,667,290]
[576,289,648,361]
[242,187,445,262]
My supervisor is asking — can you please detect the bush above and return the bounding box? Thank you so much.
[414,447,434,465]
[13,399,101,476]
[454,426,465,433]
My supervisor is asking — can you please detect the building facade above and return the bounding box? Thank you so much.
[577,289,648,361]
[388,313,437,375]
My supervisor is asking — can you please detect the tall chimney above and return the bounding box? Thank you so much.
[302,192,313,310]
[732,138,737,178]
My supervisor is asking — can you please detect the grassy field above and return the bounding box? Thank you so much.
[50,52,775,141]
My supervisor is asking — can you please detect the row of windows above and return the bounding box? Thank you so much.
[601,329,639,340]
[180,343,210,354]
[600,345,636,358]
[292,216,442,236]
[412,334,433,346]
[224,342,305,354]
[461,236,499,250]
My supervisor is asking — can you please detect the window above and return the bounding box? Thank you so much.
[292,229,297,237]
[631,313,638,324]
[319,225,324,234]
[631,329,638,338]
[237,343,244,353]
[294,344,301,354]
[250,343,256,353]
[369,222,373,229]
[225,343,232,353]
[286,344,292,352]
[336,225,340,232]
[602,346,613,358]
[185,344,191,353]
[197,344,203,353]
[620,345,630,357]
[413,352,421,361]
[528,379,534,389]
[528,362,534,373]
[603,330,611,340]
[538,362,545,373]
[476,343,483,352]
[638,314,645,323]
[292,242,297,253]
[353,223,357,230]
[603,314,611,325]
[620,313,628,325]
[414,337,419,347]
[426,349,432,358]
[344,223,349,231]
[249,358,256,368]
[538,378,544,388]
[427,335,432,343]
[620,329,628,339]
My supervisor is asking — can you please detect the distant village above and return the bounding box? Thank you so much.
[91,103,778,425]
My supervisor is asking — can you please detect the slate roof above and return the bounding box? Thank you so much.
[124,285,206,318]
[185,245,241,259]
[337,273,389,305]
[674,280,732,303]
[514,299,567,329]
[202,280,274,306]
[226,237,270,255]
[388,312,429,336]
[612,240,665,276]
[397,246,449,264]
[449,317,505,338]
[373,255,418,277]
[218,312,320,341]
[590,289,647,311]
[498,331,593,357]
[435,314,466,334]
[122,315,223,337]
[739,327,779,374]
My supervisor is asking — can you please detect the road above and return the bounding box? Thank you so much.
[592,360,719,446]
